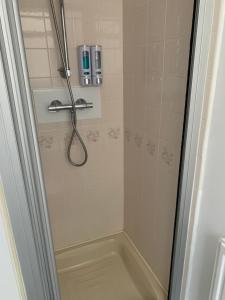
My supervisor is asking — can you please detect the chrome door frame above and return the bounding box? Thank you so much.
[168,0,215,298]
[0,0,60,299]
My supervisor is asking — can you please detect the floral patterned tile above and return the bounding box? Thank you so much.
[64,132,78,146]
[108,127,120,139]
[161,146,174,166]
[134,133,143,148]
[38,135,54,149]
[86,130,100,143]
[125,129,131,142]
[146,139,156,156]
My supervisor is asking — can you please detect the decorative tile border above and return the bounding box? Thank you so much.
[38,135,54,149]
[38,127,176,171]
[124,128,179,171]
[161,146,174,166]
[38,126,122,150]
[134,134,143,148]
[125,129,131,142]
[64,132,78,146]
[108,127,120,139]
[146,139,156,156]
[86,130,100,143]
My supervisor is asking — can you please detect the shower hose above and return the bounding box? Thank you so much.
[49,0,88,167]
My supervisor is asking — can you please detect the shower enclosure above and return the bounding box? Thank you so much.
[0,0,198,298]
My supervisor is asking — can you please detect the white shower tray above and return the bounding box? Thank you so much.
[56,233,167,300]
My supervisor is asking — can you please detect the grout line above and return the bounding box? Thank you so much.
[154,0,168,193]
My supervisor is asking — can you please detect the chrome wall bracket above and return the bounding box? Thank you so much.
[58,67,71,79]
[48,98,93,113]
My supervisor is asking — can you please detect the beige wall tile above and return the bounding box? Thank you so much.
[26,49,50,78]
[148,0,166,42]
[124,0,194,290]
[19,0,45,15]
[21,16,47,48]
[103,48,123,75]
[48,48,61,78]
[19,0,124,250]
[30,78,52,89]
[51,77,65,88]
[166,0,194,39]
[100,75,123,101]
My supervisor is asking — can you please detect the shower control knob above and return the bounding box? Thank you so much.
[75,98,89,109]
[48,100,63,112]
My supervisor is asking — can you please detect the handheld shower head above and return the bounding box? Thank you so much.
[49,0,88,167]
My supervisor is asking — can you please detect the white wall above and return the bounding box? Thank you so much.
[183,1,225,299]
[0,177,26,300]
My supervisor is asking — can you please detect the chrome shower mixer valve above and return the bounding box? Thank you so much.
[48,99,93,113]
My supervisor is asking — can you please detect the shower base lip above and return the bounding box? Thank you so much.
[56,232,167,300]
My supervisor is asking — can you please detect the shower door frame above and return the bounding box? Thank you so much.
[0,0,214,299]
[0,0,60,299]
[168,0,215,298]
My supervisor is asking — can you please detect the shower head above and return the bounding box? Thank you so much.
[57,0,71,78]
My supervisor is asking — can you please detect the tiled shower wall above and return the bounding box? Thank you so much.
[123,0,194,290]
[19,0,124,250]
[19,0,194,291]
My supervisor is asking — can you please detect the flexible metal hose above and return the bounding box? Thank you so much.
[49,0,88,167]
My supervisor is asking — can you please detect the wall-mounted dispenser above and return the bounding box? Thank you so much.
[78,45,92,86]
[78,45,103,87]
[91,45,103,86]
